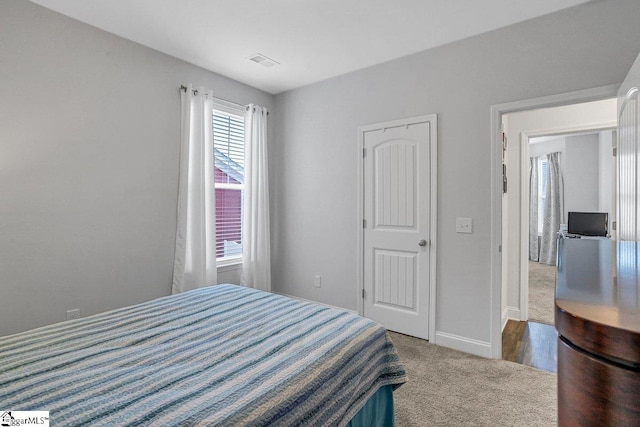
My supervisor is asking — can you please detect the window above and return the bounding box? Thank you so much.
[538,159,549,234]
[213,107,245,261]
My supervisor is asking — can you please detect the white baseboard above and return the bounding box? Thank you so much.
[435,331,492,358]
[273,292,358,315]
[501,306,521,331]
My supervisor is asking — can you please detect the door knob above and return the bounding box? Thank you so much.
[418,239,427,247]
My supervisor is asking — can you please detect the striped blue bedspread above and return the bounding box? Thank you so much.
[0,284,406,426]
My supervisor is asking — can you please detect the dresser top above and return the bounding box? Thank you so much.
[555,238,640,364]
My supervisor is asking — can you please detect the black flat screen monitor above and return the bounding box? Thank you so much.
[567,212,608,236]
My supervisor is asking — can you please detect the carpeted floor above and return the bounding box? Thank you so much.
[528,261,556,325]
[391,332,557,426]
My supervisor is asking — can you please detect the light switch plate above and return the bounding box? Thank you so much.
[456,218,473,234]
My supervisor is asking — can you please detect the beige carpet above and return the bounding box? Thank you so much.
[391,332,557,426]
[528,261,556,325]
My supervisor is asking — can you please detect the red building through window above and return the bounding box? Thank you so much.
[215,167,242,258]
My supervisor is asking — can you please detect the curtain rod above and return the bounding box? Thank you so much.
[179,85,242,107]
[179,85,269,115]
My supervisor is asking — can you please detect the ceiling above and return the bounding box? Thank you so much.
[30,0,591,94]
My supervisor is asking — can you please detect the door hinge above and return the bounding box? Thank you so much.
[612,220,617,231]
[498,245,502,253]
[363,148,366,157]
[363,219,366,228]
[362,289,365,299]
[613,147,617,157]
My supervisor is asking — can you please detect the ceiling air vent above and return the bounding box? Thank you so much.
[248,53,279,68]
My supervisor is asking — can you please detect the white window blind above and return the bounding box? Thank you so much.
[213,110,245,260]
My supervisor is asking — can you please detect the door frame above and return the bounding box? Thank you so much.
[490,84,619,358]
[356,114,438,343]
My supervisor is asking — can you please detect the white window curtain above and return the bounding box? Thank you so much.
[539,152,563,266]
[529,157,539,262]
[172,84,217,294]
[241,104,271,292]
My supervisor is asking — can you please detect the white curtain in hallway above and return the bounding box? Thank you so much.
[529,157,539,262]
[539,152,563,266]
[172,84,217,294]
[241,104,271,292]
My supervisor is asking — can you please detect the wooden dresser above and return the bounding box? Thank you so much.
[555,238,640,426]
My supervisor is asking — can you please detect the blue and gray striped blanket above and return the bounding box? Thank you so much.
[0,284,406,426]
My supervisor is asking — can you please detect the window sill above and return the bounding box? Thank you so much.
[217,257,242,272]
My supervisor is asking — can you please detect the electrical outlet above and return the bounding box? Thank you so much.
[66,309,80,320]
[456,217,473,234]
[314,275,322,288]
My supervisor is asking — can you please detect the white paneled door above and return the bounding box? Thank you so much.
[361,115,436,340]
[618,52,640,240]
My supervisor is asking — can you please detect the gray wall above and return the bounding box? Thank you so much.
[0,0,273,336]
[272,0,640,347]
[565,134,600,214]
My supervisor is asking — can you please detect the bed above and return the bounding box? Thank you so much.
[0,284,406,426]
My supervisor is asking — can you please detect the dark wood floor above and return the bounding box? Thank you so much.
[502,319,557,373]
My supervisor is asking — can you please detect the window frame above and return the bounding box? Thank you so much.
[212,100,246,266]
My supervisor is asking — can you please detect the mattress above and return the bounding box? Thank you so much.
[0,284,406,426]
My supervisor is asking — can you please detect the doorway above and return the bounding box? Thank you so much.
[504,125,617,373]
[489,84,620,359]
